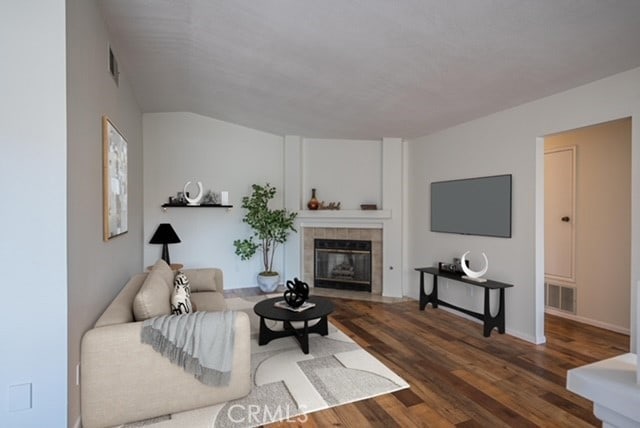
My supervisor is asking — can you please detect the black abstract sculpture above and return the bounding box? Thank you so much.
[284,277,309,308]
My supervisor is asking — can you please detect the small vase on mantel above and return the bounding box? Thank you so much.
[307,188,319,210]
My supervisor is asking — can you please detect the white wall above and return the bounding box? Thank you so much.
[0,2,68,427]
[407,67,640,344]
[303,138,382,209]
[143,112,284,287]
[282,136,405,297]
[66,0,144,424]
[382,138,404,296]
[545,119,631,332]
[283,136,303,282]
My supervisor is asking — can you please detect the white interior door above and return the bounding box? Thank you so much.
[544,147,576,282]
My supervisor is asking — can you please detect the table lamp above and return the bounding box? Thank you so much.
[149,223,181,265]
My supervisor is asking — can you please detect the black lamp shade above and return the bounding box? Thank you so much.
[150,223,181,244]
[150,223,181,264]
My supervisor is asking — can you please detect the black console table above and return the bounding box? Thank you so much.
[415,267,513,337]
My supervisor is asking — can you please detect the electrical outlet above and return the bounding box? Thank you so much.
[9,383,32,411]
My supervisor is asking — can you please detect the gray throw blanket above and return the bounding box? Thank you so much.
[141,311,236,386]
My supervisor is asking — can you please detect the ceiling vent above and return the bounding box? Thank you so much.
[108,44,119,87]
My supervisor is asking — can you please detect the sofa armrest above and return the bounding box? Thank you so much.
[182,268,224,293]
[80,311,249,428]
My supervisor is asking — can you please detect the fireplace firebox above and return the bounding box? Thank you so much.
[314,239,372,291]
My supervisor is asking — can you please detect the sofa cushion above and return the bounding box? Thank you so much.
[153,259,175,288]
[183,268,220,292]
[190,292,227,312]
[132,260,173,321]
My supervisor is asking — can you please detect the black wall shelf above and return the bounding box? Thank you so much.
[161,203,233,208]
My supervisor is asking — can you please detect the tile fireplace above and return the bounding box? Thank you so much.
[303,227,382,294]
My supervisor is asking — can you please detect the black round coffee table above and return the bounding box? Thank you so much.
[253,296,335,354]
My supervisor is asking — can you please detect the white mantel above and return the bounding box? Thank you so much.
[297,209,391,220]
[296,209,391,228]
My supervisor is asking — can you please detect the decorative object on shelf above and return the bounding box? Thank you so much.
[460,251,488,283]
[307,188,319,210]
[318,201,341,210]
[360,204,377,210]
[161,204,232,209]
[233,183,298,293]
[176,191,187,204]
[220,191,229,206]
[201,190,220,205]
[149,223,181,264]
[183,181,203,205]
[102,116,128,241]
[283,278,309,308]
[439,258,469,273]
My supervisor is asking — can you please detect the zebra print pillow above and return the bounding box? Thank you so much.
[171,271,193,315]
[173,271,191,297]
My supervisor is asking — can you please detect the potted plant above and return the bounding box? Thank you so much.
[233,183,298,292]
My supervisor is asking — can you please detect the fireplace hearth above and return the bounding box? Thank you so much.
[314,239,372,291]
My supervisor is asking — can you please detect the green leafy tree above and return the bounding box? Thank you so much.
[233,183,297,275]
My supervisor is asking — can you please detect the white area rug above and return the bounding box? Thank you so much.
[124,295,408,428]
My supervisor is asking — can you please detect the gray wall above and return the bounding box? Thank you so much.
[67,0,143,425]
[406,67,640,345]
[0,1,68,426]
[143,112,283,287]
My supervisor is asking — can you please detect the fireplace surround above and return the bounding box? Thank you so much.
[303,227,382,294]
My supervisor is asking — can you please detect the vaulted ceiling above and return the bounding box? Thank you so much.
[98,0,640,139]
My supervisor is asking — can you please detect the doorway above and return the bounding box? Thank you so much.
[543,118,631,334]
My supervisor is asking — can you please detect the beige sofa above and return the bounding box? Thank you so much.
[81,261,251,428]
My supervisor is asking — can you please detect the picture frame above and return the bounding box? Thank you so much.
[103,116,128,240]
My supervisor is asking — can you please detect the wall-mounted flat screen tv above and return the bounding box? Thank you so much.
[431,174,512,238]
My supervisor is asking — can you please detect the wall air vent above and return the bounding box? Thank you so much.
[545,282,576,314]
[108,44,119,86]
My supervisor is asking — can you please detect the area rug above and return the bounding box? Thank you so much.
[123,295,408,428]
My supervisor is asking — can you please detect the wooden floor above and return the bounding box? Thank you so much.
[266,297,629,428]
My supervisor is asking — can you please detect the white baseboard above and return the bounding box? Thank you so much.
[545,308,630,335]
[507,329,546,344]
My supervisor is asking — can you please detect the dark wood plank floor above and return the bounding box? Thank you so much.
[266,297,628,428]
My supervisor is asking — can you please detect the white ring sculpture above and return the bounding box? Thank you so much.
[461,251,488,281]
[183,181,204,205]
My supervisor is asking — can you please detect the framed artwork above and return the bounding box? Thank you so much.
[103,116,128,240]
